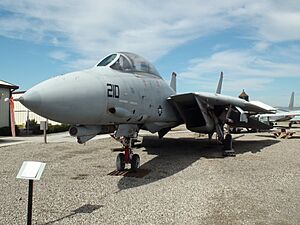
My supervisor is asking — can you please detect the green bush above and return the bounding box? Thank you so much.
[47,124,70,133]
[23,119,70,134]
[30,121,70,134]
[26,119,42,134]
[0,119,70,136]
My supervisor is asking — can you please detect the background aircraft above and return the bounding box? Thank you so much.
[257,92,300,127]
[289,116,300,126]
[20,52,275,171]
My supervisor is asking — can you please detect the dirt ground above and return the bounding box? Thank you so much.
[0,129,299,224]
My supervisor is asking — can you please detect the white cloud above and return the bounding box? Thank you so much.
[0,0,299,82]
[226,1,300,42]
[0,0,258,68]
[179,48,300,95]
[212,43,229,52]
[182,48,300,78]
[48,51,69,61]
[258,10,300,42]
[253,41,270,51]
[51,37,59,46]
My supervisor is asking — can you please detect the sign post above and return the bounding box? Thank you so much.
[17,161,46,225]
[27,179,33,225]
[40,121,48,143]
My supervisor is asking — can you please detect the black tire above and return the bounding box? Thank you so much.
[116,153,125,171]
[131,154,140,171]
[224,134,232,150]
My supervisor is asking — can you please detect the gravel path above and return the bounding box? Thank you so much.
[0,130,299,224]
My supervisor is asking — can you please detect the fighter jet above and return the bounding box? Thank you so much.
[20,52,275,171]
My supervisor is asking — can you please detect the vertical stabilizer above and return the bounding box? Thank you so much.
[170,72,177,93]
[216,72,223,94]
[288,92,295,110]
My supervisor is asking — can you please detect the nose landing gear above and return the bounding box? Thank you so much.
[116,153,125,171]
[115,137,140,171]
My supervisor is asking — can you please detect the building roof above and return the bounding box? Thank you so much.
[0,80,19,90]
[239,89,249,98]
[13,90,26,94]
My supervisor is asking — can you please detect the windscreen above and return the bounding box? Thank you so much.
[97,54,117,67]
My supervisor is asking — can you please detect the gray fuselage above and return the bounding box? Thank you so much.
[20,64,179,132]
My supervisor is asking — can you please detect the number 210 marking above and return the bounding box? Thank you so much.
[107,83,119,98]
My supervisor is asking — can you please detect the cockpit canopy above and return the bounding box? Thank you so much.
[96,52,161,77]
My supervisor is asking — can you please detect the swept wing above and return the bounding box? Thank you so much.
[169,92,275,134]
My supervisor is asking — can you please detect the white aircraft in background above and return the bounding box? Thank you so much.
[20,52,275,171]
[257,92,300,127]
[289,116,300,126]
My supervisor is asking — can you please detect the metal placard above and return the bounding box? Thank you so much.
[16,161,46,181]
[40,121,48,131]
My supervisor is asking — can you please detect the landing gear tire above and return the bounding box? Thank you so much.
[116,153,125,171]
[131,154,140,171]
[223,134,236,157]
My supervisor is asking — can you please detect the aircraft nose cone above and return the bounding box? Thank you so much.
[19,70,106,124]
[19,90,42,112]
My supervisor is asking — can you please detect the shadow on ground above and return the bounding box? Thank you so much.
[117,135,279,190]
[0,138,25,147]
[42,204,103,225]
[256,134,300,139]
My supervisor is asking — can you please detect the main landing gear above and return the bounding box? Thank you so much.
[213,122,236,157]
[116,137,140,171]
[223,133,235,157]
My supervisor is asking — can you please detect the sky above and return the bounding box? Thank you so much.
[0,0,300,107]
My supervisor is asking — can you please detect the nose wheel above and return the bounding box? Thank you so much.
[131,154,140,171]
[116,153,125,171]
[115,138,140,171]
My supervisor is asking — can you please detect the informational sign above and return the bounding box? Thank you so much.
[17,161,46,225]
[40,121,48,131]
[16,161,46,180]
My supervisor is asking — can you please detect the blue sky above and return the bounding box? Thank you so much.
[0,0,300,106]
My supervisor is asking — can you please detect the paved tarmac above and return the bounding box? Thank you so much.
[0,132,111,147]
[0,129,299,224]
